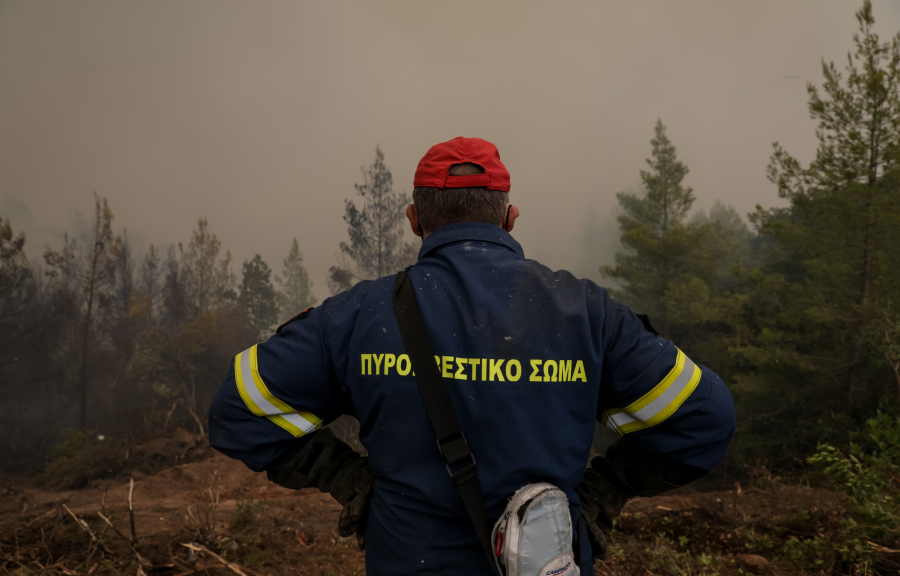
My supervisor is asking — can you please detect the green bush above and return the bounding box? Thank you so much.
[808,411,900,574]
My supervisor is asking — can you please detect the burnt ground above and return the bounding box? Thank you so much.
[0,436,853,575]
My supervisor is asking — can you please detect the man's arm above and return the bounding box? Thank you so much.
[596,300,735,491]
[578,295,735,560]
[208,300,375,547]
[208,306,342,474]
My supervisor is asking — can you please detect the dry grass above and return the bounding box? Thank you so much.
[0,452,873,576]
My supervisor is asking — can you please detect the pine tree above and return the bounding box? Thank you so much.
[162,246,185,331]
[759,0,900,403]
[240,254,279,338]
[332,146,416,290]
[0,212,29,321]
[276,238,317,317]
[601,120,733,338]
[0,213,46,451]
[179,218,235,315]
[692,200,754,244]
[0,212,34,380]
[43,194,120,428]
[139,244,161,322]
[327,265,354,296]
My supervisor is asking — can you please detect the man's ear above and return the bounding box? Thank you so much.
[406,204,422,237]
[503,205,520,233]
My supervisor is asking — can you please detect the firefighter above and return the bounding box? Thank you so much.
[208,137,735,576]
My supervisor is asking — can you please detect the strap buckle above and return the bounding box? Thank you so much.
[437,431,478,483]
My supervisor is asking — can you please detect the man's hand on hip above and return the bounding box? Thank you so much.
[576,461,631,562]
[273,428,375,549]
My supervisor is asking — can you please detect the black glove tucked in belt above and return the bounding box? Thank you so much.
[577,437,701,562]
[576,461,631,562]
[273,428,375,550]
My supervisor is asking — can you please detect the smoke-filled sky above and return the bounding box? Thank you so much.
[3,1,900,295]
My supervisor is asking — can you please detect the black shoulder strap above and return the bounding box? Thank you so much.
[393,269,500,576]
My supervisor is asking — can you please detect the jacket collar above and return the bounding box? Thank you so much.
[417,222,525,261]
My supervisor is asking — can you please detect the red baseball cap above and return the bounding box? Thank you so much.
[413,137,510,192]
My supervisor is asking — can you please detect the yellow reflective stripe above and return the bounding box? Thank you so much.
[627,361,700,432]
[249,345,296,414]
[234,350,264,416]
[622,349,686,415]
[233,344,323,438]
[299,411,323,428]
[602,348,702,435]
[268,415,303,437]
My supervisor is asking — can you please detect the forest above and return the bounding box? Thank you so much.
[1,2,900,575]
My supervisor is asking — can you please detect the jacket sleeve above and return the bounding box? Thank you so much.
[208,304,348,477]
[598,298,736,486]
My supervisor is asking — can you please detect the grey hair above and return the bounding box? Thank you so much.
[412,163,508,232]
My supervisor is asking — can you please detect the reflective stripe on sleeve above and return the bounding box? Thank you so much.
[601,348,701,434]
[234,344,323,438]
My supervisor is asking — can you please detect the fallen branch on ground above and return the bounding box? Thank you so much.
[868,541,900,553]
[181,542,264,576]
[97,511,150,567]
[129,477,139,547]
[61,504,115,557]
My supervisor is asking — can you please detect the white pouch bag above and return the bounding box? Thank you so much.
[492,483,580,576]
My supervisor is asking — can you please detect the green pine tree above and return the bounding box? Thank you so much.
[601,120,734,339]
[718,0,900,467]
[179,218,235,315]
[330,146,416,293]
[276,238,317,317]
[757,0,900,404]
[240,254,279,338]
[692,200,754,245]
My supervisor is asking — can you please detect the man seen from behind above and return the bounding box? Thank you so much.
[208,137,736,575]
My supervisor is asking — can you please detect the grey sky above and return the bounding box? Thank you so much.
[2,0,898,294]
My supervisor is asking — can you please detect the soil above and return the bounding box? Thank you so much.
[0,435,851,575]
[1,430,366,576]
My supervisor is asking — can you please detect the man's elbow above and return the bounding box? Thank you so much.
[207,390,242,460]
[205,378,266,472]
[699,369,737,470]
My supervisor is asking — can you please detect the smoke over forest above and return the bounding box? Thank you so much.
[3,1,900,575]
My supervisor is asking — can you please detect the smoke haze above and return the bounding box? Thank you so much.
[3,0,899,290]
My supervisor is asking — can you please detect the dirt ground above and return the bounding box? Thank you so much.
[0,436,851,576]
[1,435,366,576]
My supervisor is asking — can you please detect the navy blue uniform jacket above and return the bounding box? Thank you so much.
[209,223,736,576]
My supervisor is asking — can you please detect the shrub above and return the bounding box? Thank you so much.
[808,411,900,574]
[43,428,128,490]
